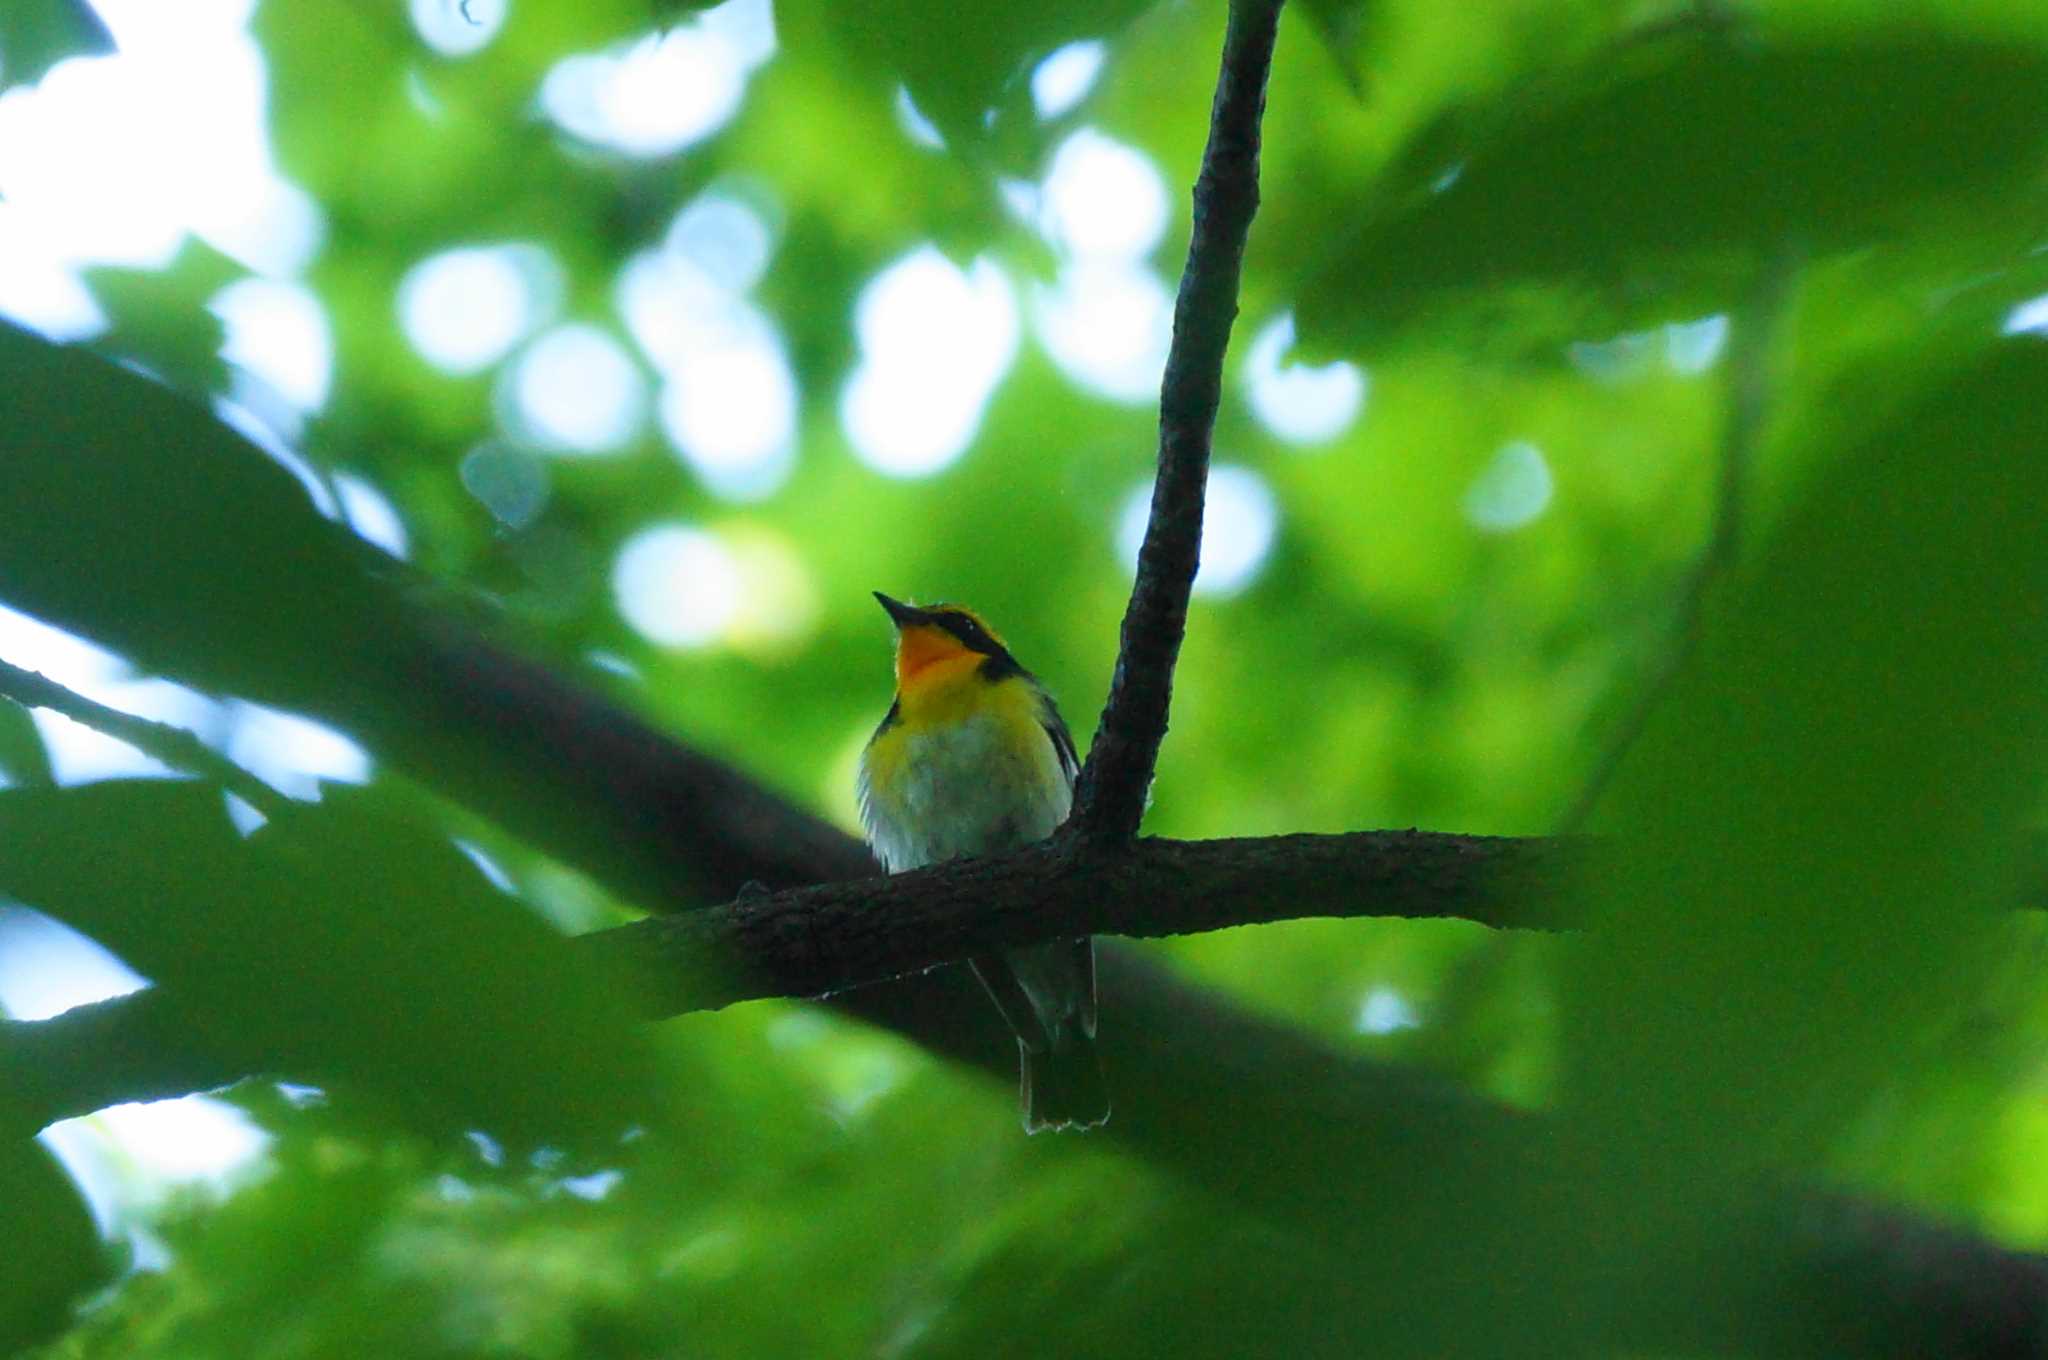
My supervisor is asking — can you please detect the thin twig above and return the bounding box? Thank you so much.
[0,656,292,818]
[1069,0,1284,846]
[1558,243,1800,831]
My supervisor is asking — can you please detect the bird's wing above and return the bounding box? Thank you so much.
[1040,698,1079,792]
[1036,695,1092,1034]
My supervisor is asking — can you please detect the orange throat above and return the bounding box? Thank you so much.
[895,625,975,696]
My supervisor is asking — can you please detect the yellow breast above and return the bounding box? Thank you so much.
[860,670,1072,871]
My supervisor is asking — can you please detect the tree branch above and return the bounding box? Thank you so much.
[0,656,292,819]
[0,989,271,1138]
[1070,0,1282,846]
[585,828,1578,1014]
[0,824,1573,1137]
[397,612,878,902]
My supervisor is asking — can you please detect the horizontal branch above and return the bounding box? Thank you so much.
[588,828,1581,1015]
[0,826,1569,1137]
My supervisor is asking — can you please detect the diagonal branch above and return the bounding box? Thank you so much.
[0,989,264,1138]
[0,656,292,819]
[1070,0,1284,846]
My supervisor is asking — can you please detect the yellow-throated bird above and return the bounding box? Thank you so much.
[858,592,1108,1132]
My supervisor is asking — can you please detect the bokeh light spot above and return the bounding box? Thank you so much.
[699,0,777,67]
[1031,41,1105,120]
[1666,314,1730,373]
[617,199,797,500]
[334,472,410,558]
[0,202,103,338]
[507,323,647,454]
[211,277,332,412]
[1040,128,1168,260]
[398,243,557,375]
[619,249,730,373]
[2001,294,2048,337]
[843,248,1018,477]
[1117,464,1278,598]
[540,0,776,160]
[0,6,322,279]
[1464,441,1554,531]
[599,31,743,156]
[893,85,944,150]
[460,441,551,528]
[1244,312,1365,444]
[1356,986,1421,1034]
[410,0,506,57]
[1566,329,1656,384]
[722,526,820,657]
[0,55,190,268]
[667,193,771,294]
[658,342,797,500]
[614,524,742,648]
[1033,261,1171,403]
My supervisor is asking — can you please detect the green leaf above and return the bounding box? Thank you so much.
[0,0,114,91]
[0,698,54,789]
[1294,0,1373,94]
[0,322,402,708]
[0,1138,110,1352]
[80,237,249,396]
[1564,341,2048,1187]
[249,789,661,1141]
[1298,34,2048,346]
[777,0,1157,161]
[0,780,656,1143]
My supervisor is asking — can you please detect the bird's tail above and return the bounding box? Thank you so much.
[1020,1026,1110,1133]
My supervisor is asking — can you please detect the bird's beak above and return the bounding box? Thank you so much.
[873,592,927,629]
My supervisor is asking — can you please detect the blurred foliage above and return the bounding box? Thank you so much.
[1,0,2046,1355]
[0,779,654,1143]
[0,0,111,92]
[1295,32,2048,348]
[0,1139,108,1354]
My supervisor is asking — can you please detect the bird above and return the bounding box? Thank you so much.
[857,591,1109,1132]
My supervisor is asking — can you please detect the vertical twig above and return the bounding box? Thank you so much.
[1069,0,1286,847]
[1558,244,1800,831]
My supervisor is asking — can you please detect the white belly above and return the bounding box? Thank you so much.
[860,713,1072,873]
